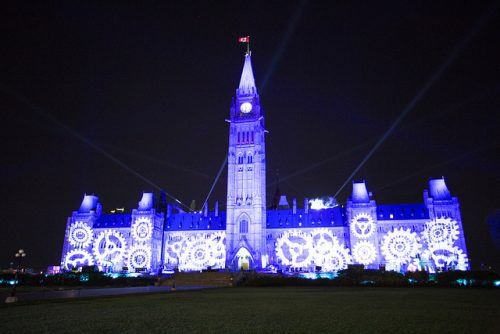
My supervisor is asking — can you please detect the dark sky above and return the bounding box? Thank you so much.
[2,1,499,270]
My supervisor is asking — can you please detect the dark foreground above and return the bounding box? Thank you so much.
[0,285,215,302]
[1,287,499,333]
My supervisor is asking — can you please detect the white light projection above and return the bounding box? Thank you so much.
[275,230,313,268]
[350,213,376,239]
[352,241,377,265]
[310,229,351,271]
[309,197,337,210]
[178,232,226,271]
[381,228,421,269]
[421,218,468,270]
[424,244,468,270]
[275,229,352,271]
[67,221,93,248]
[422,218,459,245]
[165,232,226,271]
[92,230,127,268]
[131,217,153,242]
[406,258,423,272]
[63,249,94,270]
[128,245,152,270]
[165,233,187,266]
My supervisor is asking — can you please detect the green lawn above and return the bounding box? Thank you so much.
[1,287,499,333]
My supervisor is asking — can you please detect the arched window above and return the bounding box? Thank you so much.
[237,132,240,143]
[248,155,253,164]
[239,220,248,234]
[251,131,254,142]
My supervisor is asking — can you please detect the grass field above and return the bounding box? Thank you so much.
[1,287,499,333]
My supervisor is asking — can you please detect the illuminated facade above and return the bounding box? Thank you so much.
[60,51,469,274]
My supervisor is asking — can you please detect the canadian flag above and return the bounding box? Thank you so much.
[238,36,250,43]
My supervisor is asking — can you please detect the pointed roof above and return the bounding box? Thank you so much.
[138,192,154,211]
[351,181,370,203]
[278,195,290,208]
[428,177,452,200]
[79,194,99,213]
[238,52,257,95]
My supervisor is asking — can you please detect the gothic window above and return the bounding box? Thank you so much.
[238,132,240,143]
[248,155,253,164]
[239,220,248,234]
[251,131,254,143]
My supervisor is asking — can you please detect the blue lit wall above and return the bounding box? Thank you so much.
[61,180,469,274]
[60,52,469,274]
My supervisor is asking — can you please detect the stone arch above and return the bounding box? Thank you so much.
[234,247,253,270]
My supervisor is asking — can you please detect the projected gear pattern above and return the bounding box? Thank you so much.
[67,221,93,248]
[310,229,352,271]
[92,230,127,267]
[275,230,313,268]
[165,233,187,265]
[422,218,459,245]
[128,245,152,270]
[381,228,422,266]
[131,217,153,242]
[425,244,468,271]
[63,249,94,270]
[352,241,377,265]
[350,213,376,239]
[176,232,226,271]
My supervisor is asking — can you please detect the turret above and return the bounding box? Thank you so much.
[346,180,380,269]
[79,194,100,213]
[138,192,154,211]
[424,177,469,270]
[428,177,452,201]
[351,181,370,203]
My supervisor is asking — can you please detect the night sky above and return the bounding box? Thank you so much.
[2,1,499,270]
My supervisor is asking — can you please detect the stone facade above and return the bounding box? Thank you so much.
[60,52,469,274]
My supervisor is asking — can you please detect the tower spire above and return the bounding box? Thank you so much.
[238,52,257,96]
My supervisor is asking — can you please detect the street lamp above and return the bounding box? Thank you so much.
[5,249,27,303]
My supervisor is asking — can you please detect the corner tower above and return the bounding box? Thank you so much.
[226,51,267,270]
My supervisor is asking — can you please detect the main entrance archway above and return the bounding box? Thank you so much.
[235,247,252,270]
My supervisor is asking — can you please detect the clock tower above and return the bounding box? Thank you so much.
[226,51,267,270]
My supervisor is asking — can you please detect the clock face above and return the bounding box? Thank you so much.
[240,102,253,113]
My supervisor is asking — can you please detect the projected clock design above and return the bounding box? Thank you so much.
[240,102,253,113]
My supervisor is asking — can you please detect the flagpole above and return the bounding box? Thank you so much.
[247,39,250,54]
